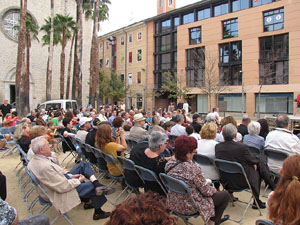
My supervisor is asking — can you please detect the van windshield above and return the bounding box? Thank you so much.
[72,102,77,111]
[46,103,61,111]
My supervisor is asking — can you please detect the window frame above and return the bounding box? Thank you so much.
[223,18,238,39]
[128,33,133,43]
[186,47,205,87]
[263,8,284,32]
[189,26,202,45]
[137,72,142,84]
[137,49,142,62]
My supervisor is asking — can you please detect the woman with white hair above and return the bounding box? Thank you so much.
[243,121,265,150]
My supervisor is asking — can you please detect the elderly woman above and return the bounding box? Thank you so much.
[14,122,31,153]
[198,122,218,157]
[243,121,265,151]
[166,135,230,225]
[130,131,170,195]
[95,123,127,177]
[215,116,242,142]
[257,118,269,140]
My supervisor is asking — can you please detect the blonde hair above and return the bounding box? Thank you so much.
[14,123,28,141]
[28,125,47,139]
[200,122,217,140]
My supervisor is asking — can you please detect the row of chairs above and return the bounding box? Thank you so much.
[0,126,17,158]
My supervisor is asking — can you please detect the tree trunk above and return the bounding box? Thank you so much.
[60,31,66,99]
[46,0,54,100]
[89,0,100,107]
[66,32,75,99]
[73,0,83,107]
[15,0,27,117]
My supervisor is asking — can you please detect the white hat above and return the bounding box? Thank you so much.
[133,113,146,122]
[79,117,92,127]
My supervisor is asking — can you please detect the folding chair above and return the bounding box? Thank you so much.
[255,219,274,225]
[168,135,178,151]
[0,127,17,158]
[262,148,289,196]
[26,168,73,225]
[56,133,77,167]
[134,165,167,196]
[159,173,208,225]
[193,154,220,181]
[248,146,261,157]
[214,158,262,224]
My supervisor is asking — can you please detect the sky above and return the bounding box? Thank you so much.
[99,0,201,35]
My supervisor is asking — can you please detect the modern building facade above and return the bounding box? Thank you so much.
[0,0,92,109]
[101,0,300,117]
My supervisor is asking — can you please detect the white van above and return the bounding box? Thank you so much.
[38,100,78,112]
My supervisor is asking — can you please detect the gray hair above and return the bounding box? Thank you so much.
[248,121,261,135]
[175,114,184,123]
[275,114,289,128]
[148,131,168,152]
[31,136,48,154]
[222,123,237,141]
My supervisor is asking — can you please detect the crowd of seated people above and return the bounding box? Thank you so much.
[3,102,300,224]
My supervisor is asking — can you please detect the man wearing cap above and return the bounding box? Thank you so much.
[191,114,202,134]
[76,117,92,142]
[128,113,149,141]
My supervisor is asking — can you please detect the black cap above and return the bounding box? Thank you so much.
[193,114,200,120]
[92,118,101,128]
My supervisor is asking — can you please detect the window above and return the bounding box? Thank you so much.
[99,59,103,68]
[161,34,171,51]
[137,49,142,62]
[100,43,103,52]
[253,0,273,7]
[161,19,171,32]
[159,0,163,7]
[218,94,244,112]
[161,53,171,70]
[136,94,143,109]
[128,33,133,43]
[120,74,125,82]
[183,12,195,24]
[137,72,142,84]
[137,31,142,40]
[197,8,211,21]
[259,34,289,85]
[120,53,125,65]
[256,93,293,114]
[190,27,201,45]
[173,52,177,68]
[129,52,133,63]
[214,3,228,17]
[223,18,238,39]
[219,41,242,85]
[128,73,133,85]
[264,8,284,32]
[186,47,205,87]
[155,55,159,70]
[105,57,110,68]
[169,0,173,6]
[106,41,109,49]
[1,9,20,41]
[174,17,180,28]
[232,0,249,12]
[173,32,177,48]
[120,36,125,45]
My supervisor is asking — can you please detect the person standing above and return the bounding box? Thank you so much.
[0,99,12,119]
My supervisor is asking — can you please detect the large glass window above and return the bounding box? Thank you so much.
[190,27,201,45]
[161,34,171,51]
[218,94,243,112]
[214,3,228,17]
[197,8,211,20]
[232,0,249,12]
[183,12,195,24]
[197,95,208,113]
[136,94,143,109]
[162,19,171,32]
[259,34,289,84]
[174,17,180,28]
[255,93,293,114]
[161,53,171,70]
[186,47,205,87]
[219,41,242,85]
[223,18,238,39]
[264,8,284,32]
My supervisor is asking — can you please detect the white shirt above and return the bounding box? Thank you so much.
[265,128,300,173]
[170,124,187,136]
[183,103,189,113]
[98,114,108,122]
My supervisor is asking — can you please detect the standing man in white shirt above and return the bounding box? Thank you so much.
[170,114,187,136]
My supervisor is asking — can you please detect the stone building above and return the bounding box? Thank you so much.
[0,0,92,109]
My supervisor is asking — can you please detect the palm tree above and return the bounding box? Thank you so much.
[84,0,111,107]
[55,14,76,99]
[15,0,27,117]
[66,32,75,99]
[46,0,54,101]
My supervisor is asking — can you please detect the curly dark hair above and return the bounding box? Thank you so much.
[105,192,176,225]
[112,116,124,128]
[174,135,197,161]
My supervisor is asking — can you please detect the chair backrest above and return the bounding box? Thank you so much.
[8,126,16,134]
[16,144,29,164]
[135,165,167,195]
[117,156,135,171]
[102,151,124,175]
[159,173,191,195]
[248,146,261,156]
[193,154,219,180]
[264,148,289,161]
[0,127,11,135]
[168,135,178,146]
[255,219,275,225]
